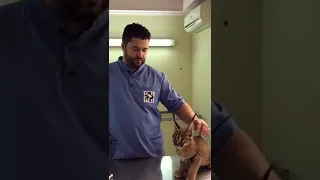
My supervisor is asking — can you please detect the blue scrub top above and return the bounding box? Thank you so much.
[0,1,109,179]
[109,57,185,159]
[211,100,239,155]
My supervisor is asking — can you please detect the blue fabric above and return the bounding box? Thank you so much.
[0,1,109,180]
[211,100,239,155]
[109,57,185,159]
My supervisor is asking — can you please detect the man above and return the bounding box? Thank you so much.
[109,23,210,159]
[212,101,282,180]
[0,1,109,180]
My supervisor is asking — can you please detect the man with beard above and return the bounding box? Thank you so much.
[109,23,210,159]
[109,23,282,180]
[0,0,108,180]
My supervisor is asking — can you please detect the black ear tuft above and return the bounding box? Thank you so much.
[174,124,179,131]
[187,122,194,131]
[185,123,193,136]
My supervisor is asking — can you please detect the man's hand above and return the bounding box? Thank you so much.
[193,119,210,137]
[175,103,210,137]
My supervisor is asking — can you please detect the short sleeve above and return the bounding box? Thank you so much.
[211,100,239,155]
[159,73,185,112]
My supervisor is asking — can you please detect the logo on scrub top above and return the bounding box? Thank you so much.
[144,91,155,103]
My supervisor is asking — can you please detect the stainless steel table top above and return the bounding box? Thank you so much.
[109,156,211,180]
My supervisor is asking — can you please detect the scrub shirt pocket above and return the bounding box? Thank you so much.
[149,133,164,156]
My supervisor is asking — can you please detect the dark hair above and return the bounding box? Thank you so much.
[122,23,151,45]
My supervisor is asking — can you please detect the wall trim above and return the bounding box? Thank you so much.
[109,10,188,16]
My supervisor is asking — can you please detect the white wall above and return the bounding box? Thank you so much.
[261,0,320,179]
[211,0,262,145]
[110,0,183,11]
[191,27,211,129]
[212,0,320,179]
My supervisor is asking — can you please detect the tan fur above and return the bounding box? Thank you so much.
[172,123,211,180]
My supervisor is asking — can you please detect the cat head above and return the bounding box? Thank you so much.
[172,122,198,160]
[172,122,194,149]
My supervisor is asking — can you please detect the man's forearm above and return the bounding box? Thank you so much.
[213,129,282,180]
[175,103,198,124]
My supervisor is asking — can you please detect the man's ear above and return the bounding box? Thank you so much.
[121,43,125,51]
[121,43,128,51]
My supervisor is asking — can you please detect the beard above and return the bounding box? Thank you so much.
[124,50,146,69]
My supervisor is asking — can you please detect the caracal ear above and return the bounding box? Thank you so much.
[185,122,194,136]
[174,123,180,131]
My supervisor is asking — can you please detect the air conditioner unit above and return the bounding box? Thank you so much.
[184,0,211,33]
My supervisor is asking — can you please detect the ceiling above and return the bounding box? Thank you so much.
[110,0,183,11]
[0,0,206,15]
[109,0,206,15]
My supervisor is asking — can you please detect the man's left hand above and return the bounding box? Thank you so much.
[193,119,210,137]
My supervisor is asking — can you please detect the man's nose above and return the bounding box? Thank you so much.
[137,50,143,57]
